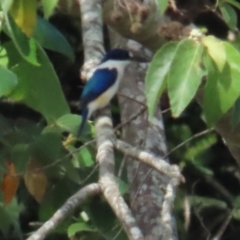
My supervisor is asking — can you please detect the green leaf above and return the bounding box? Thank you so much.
[145,41,178,119]
[78,148,94,167]
[184,134,217,160]
[225,0,240,10]
[33,16,74,61]
[0,199,23,237]
[0,65,18,97]
[11,143,30,173]
[5,42,70,123]
[56,114,92,137]
[3,13,39,65]
[189,196,227,209]
[115,177,129,195]
[203,42,240,125]
[30,132,62,164]
[62,160,81,183]
[0,47,9,67]
[220,4,237,30]
[231,97,240,128]
[68,222,95,237]
[9,0,37,37]
[0,0,13,12]
[42,0,58,19]
[168,39,204,117]
[202,36,226,72]
[157,0,168,13]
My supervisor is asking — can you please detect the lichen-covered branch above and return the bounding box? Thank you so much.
[26,183,101,240]
[95,110,144,240]
[77,0,104,80]
[114,139,184,185]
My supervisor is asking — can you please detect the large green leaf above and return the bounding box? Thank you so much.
[220,4,237,30]
[168,39,204,117]
[33,16,74,61]
[5,42,70,123]
[0,65,18,97]
[3,13,39,65]
[203,42,240,125]
[145,41,178,119]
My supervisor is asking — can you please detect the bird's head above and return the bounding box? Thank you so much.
[101,49,147,64]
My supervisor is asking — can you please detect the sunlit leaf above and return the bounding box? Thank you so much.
[34,16,74,61]
[146,41,178,119]
[42,0,58,19]
[78,148,94,167]
[203,43,240,125]
[168,39,204,117]
[0,0,13,12]
[68,222,95,237]
[9,0,37,37]
[202,36,226,72]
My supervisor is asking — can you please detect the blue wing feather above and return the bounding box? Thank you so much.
[81,68,117,108]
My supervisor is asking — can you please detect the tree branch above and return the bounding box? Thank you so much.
[95,110,144,240]
[114,139,184,185]
[77,0,105,80]
[26,183,101,240]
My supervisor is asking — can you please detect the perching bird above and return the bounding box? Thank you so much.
[77,48,144,136]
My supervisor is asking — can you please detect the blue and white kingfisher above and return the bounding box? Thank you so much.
[77,48,145,136]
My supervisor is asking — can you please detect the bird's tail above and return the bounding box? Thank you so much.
[77,108,89,137]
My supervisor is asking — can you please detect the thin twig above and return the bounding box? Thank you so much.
[164,128,214,158]
[211,211,233,240]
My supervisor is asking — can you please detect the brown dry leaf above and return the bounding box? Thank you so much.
[24,158,48,203]
[0,161,20,204]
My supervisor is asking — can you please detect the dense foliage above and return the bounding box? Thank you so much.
[1,0,240,240]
